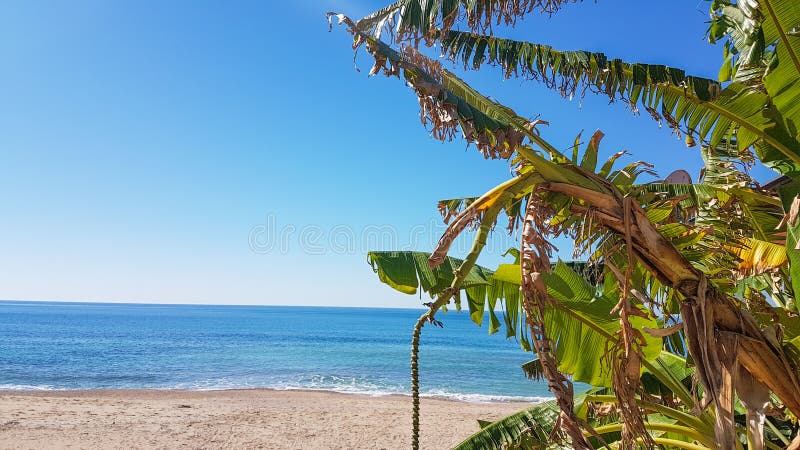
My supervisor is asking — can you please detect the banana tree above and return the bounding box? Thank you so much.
[331,1,800,448]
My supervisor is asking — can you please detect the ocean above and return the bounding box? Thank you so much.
[0,301,551,402]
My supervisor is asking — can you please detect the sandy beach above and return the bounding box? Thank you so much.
[0,389,528,449]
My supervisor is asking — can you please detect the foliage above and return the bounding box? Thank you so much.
[452,398,563,450]
[331,0,800,448]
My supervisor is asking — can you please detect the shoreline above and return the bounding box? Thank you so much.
[0,386,550,404]
[0,387,531,449]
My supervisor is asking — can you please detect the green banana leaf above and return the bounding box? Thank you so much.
[367,251,493,296]
[452,398,567,450]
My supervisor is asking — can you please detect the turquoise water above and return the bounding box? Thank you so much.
[0,301,551,402]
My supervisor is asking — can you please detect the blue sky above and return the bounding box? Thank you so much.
[0,1,774,307]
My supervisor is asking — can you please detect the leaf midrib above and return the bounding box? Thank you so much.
[761,0,800,77]
[445,30,800,167]
[659,81,800,167]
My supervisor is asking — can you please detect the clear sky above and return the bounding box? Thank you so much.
[0,1,775,307]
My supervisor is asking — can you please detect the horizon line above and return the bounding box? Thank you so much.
[0,298,429,310]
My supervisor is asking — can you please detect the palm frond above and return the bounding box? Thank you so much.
[542,261,663,387]
[438,193,525,232]
[440,30,800,173]
[453,399,562,450]
[729,237,788,274]
[761,0,800,160]
[521,358,545,381]
[472,259,663,385]
[708,1,772,86]
[355,0,577,41]
[367,251,493,296]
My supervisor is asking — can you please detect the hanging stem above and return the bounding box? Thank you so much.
[410,313,424,450]
[519,191,594,449]
[408,201,506,450]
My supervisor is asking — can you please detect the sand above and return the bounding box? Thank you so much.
[0,389,529,449]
